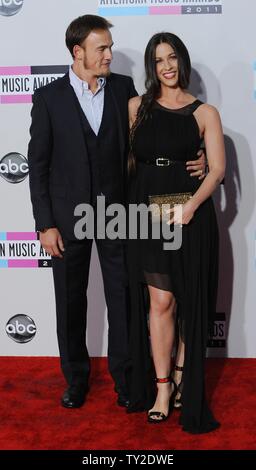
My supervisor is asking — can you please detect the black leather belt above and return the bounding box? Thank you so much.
[138,158,186,167]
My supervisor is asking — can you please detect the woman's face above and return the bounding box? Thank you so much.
[155,42,179,88]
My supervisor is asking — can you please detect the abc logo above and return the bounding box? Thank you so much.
[0,152,29,183]
[6,315,37,343]
[0,0,23,16]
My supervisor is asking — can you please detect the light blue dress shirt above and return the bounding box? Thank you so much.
[69,66,106,135]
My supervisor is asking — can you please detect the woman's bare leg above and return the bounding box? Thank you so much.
[148,285,176,420]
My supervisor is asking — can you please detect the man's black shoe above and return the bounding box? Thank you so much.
[61,384,88,409]
[115,386,130,408]
[117,392,130,408]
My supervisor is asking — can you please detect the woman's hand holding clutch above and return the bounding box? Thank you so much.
[167,199,197,226]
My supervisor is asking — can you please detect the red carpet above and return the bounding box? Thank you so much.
[0,358,255,450]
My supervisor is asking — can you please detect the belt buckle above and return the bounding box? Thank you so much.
[156,157,170,166]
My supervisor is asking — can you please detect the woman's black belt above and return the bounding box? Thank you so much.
[137,158,186,167]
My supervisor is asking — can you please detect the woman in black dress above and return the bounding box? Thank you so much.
[127,32,225,434]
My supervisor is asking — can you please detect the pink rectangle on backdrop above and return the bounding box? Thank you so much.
[0,66,31,75]
[8,260,38,268]
[0,95,32,104]
[149,6,181,15]
[7,232,37,240]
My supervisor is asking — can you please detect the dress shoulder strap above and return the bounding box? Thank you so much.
[189,99,204,113]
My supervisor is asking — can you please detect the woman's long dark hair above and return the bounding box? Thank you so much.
[128,32,191,174]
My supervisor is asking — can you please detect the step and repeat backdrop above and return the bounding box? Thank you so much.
[0,0,255,357]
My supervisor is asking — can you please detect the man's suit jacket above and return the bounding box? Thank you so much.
[28,72,137,238]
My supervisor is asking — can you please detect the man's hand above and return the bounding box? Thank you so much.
[186,148,207,180]
[39,228,65,258]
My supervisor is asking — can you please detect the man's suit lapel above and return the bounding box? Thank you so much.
[57,74,90,161]
[107,78,126,174]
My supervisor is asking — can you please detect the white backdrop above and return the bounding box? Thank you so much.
[0,0,255,357]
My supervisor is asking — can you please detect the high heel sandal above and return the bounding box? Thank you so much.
[147,376,177,424]
[172,365,183,410]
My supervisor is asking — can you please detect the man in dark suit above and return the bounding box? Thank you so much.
[28,14,205,409]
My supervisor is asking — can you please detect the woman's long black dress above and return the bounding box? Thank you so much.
[126,100,220,433]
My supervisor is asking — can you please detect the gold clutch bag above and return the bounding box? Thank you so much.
[148,192,192,222]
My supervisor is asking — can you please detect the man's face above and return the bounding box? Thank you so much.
[79,29,113,77]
